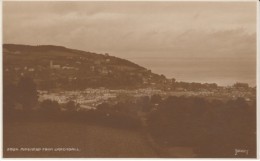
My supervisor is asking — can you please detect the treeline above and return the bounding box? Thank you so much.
[173,81,218,91]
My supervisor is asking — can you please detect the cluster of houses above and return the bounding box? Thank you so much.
[38,86,257,112]
[5,60,79,73]
[50,60,79,70]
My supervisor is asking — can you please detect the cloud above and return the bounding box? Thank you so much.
[3,2,256,59]
[3,1,257,85]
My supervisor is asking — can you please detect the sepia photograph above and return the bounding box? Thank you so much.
[2,0,257,158]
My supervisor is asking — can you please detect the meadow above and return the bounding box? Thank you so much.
[4,122,158,158]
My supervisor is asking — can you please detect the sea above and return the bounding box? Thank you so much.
[126,56,256,87]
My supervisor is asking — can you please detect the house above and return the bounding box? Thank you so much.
[100,67,109,75]
[90,66,95,72]
[176,87,185,92]
[143,78,148,84]
[50,60,61,69]
[94,60,101,65]
[28,68,35,72]
[62,66,76,70]
[14,51,21,54]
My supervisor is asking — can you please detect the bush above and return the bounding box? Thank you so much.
[147,96,256,157]
[64,100,79,112]
[40,99,60,113]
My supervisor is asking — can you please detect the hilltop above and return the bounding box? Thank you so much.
[3,44,169,90]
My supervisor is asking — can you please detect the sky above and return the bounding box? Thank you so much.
[3,1,257,86]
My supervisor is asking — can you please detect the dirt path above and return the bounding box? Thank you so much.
[139,113,197,158]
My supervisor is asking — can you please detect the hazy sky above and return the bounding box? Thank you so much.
[3,1,257,86]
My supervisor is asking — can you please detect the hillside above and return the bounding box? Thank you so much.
[3,44,168,90]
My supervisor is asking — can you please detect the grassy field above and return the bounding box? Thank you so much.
[3,122,158,158]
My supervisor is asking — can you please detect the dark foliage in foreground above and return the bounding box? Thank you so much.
[4,108,141,130]
[147,96,256,158]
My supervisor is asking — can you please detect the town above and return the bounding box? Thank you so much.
[38,85,256,111]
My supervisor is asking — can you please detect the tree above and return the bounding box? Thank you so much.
[3,83,17,112]
[96,102,110,111]
[16,76,38,110]
[138,96,151,112]
[233,82,249,89]
[64,100,79,111]
[40,99,60,113]
[150,94,162,104]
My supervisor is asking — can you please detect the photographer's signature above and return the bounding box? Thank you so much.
[235,149,249,156]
